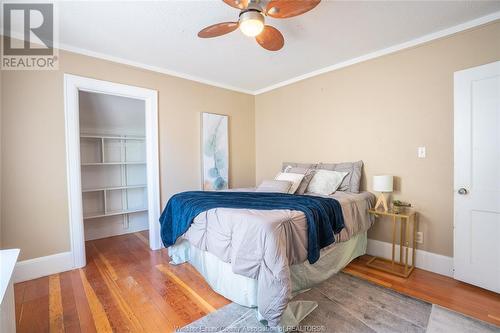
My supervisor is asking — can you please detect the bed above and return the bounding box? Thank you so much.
[166,189,375,327]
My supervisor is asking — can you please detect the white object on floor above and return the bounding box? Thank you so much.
[1,249,20,333]
[454,61,500,293]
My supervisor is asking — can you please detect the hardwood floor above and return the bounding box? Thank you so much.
[14,231,230,333]
[15,232,500,332]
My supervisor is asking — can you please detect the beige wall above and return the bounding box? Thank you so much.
[1,47,255,260]
[255,22,500,257]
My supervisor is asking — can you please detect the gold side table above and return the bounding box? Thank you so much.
[367,209,418,278]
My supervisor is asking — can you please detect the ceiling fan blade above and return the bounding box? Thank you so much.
[222,0,249,10]
[255,25,284,51]
[198,22,239,38]
[266,0,321,18]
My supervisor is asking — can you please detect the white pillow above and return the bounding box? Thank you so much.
[306,170,349,195]
[274,172,304,194]
[256,180,292,193]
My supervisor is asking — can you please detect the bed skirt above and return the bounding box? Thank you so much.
[169,232,367,307]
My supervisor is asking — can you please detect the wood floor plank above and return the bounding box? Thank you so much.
[17,276,50,333]
[85,245,143,332]
[121,232,230,309]
[69,269,97,333]
[90,233,205,326]
[59,271,82,333]
[90,241,174,332]
[156,263,216,313]
[14,281,26,327]
[167,261,231,309]
[109,232,215,324]
[49,275,65,333]
[168,262,227,309]
[116,275,175,332]
[130,270,190,328]
[78,269,113,332]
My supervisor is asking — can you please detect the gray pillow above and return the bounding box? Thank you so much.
[282,163,317,195]
[256,180,293,193]
[281,162,317,171]
[317,160,363,193]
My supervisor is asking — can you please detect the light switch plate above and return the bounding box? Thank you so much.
[418,146,426,158]
[416,231,424,244]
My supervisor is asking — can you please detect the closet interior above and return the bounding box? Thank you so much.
[79,91,149,241]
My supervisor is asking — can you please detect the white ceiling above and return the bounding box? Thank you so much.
[54,1,500,93]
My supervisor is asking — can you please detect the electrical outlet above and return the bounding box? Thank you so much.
[418,146,426,158]
[416,231,423,244]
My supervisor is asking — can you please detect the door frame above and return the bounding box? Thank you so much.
[64,74,162,268]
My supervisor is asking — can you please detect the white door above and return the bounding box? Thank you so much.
[454,61,500,293]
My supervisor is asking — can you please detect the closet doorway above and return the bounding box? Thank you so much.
[64,75,160,269]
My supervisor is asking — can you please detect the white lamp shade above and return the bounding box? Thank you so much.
[373,175,393,192]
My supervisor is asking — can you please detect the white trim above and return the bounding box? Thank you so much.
[3,12,499,95]
[13,252,74,283]
[64,74,162,270]
[1,27,252,94]
[255,12,500,94]
[58,43,254,95]
[367,239,454,278]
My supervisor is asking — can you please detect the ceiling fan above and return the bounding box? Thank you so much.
[198,0,321,51]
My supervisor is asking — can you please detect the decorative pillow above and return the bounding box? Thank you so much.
[255,180,293,193]
[274,172,305,194]
[306,170,349,196]
[317,160,363,193]
[282,165,316,195]
[282,162,318,172]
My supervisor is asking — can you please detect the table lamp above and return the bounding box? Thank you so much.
[373,175,393,212]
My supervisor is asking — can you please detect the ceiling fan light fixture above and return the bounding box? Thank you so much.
[239,10,264,37]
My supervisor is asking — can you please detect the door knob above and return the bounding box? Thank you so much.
[458,188,468,195]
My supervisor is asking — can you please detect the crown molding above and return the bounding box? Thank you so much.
[0,29,253,95]
[253,11,500,95]
[2,11,499,96]
[57,42,255,95]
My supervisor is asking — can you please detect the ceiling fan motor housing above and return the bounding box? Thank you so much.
[239,9,265,22]
[239,9,265,37]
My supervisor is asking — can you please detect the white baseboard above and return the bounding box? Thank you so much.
[84,214,149,241]
[14,252,74,283]
[12,240,453,283]
[367,239,454,277]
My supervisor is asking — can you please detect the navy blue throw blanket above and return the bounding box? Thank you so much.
[159,191,345,264]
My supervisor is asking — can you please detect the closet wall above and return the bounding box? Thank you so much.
[79,91,148,240]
